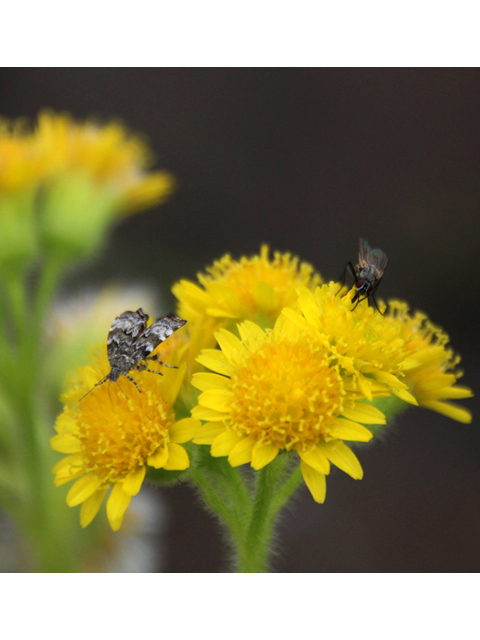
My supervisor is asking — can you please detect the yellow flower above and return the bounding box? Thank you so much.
[34,111,174,215]
[51,347,199,531]
[0,120,48,193]
[283,283,419,405]
[172,246,322,368]
[173,245,322,327]
[386,301,472,423]
[0,111,174,262]
[191,317,386,503]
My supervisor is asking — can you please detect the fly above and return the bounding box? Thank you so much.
[340,238,388,314]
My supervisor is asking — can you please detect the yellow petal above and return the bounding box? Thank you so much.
[297,290,321,329]
[421,401,472,424]
[391,387,418,405]
[163,363,186,406]
[211,429,243,457]
[329,418,373,442]
[196,349,236,375]
[191,405,229,422]
[298,447,330,474]
[172,280,212,309]
[67,474,103,507]
[198,389,234,412]
[356,374,373,401]
[54,467,85,487]
[300,460,326,503]
[163,443,190,470]
[106,483,132,531]
[80,489,107,528]
[193,421,226,445]
[50,434,82,453]
[252,280,279,314]
[416,373,458,391]
[251,441,280,470]
[342,402,386,425]
[147,446,169,469]
[170,418,200,443]
[122,465,146,496]
[228,436,256,467]
[191,372,230,392]
[214,328,245,363]
[281,307,311,332]
[430,386,473,400]
[205,307,237,318]
[373,371,408,390]
[321,441,363,479]
[237,320,266,343]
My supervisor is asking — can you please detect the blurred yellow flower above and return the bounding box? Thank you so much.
[192,317,385,503]
[0,111,174,263]
[51,348,199,531]
[0,120,48,192]
[386,301,473,423]
[34,111,174,215]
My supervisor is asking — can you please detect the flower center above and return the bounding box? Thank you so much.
[75,379,175,485]
[228,339,345,450]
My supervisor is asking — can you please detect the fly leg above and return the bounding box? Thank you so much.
[337,261,356,296]
[351,294,368,311]
[371,280,386,315]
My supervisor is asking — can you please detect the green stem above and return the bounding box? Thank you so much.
[188,466,246,545]
[236,455,289,573]
[270,462,304,514]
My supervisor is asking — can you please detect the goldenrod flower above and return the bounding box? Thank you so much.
[386,301,472,423]
[283,283,419,405]
[191,317,385,503]
[51,348,199,531]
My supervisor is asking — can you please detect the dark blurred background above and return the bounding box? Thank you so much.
[1,68,478,572]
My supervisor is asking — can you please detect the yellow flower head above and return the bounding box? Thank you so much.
[191,316,386,503]
[386,301,473,423]
[34,111,174,214]
[283,283,419,405]
[173,245,322,327]
[51,348,199,531]
[172,246,322,369]
[0,119,49,193]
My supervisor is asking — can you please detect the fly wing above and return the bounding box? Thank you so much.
[133,313,187,359]
[369,248,388,273]
[107,308,149,362]
[358,238,372,266]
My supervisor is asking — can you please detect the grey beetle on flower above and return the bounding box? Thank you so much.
[80,308,187,399]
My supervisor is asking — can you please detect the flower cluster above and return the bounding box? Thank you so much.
[53,247,472,527]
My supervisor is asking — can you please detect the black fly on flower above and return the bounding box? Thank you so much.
[340,238,388,314]
[80,308,187,399]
